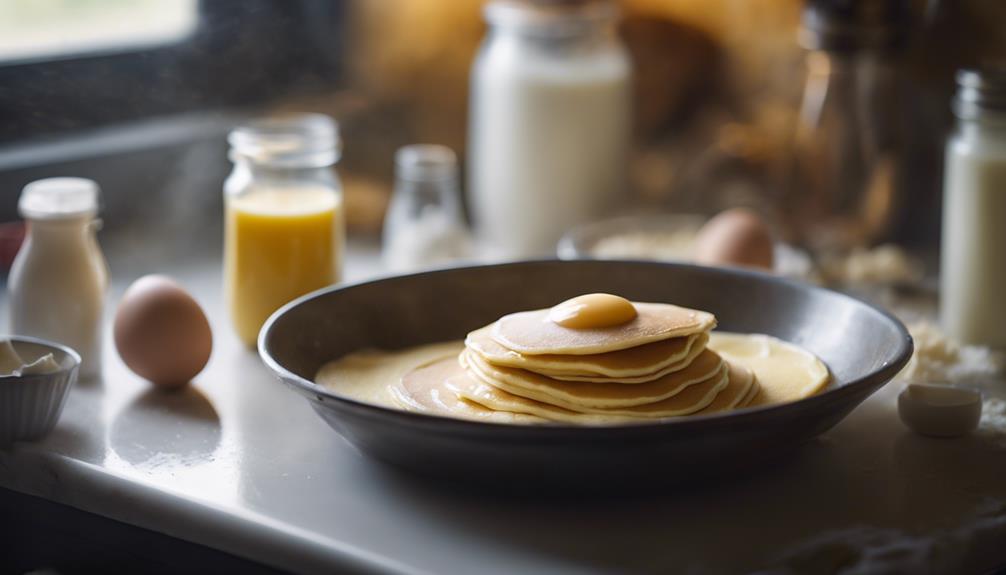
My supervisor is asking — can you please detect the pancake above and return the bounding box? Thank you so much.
[315,341,463,407]
[534,333,709,383]
[446,374,630,424]
[738,376,761,407]
[449,362,730,422]
[492,302,716,355]
[393,356,545,424]
[462,347,724,409]
[707,332,830,406]
[466,326,703,379]
[691,361,755,415]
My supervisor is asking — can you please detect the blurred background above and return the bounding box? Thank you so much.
[0,0,1003,267]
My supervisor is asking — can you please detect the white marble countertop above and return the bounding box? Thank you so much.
[2,244,1006,574]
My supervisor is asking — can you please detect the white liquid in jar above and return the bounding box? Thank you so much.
[940,124,1006,348]
[10,218,107,378]
[468,16,631,258]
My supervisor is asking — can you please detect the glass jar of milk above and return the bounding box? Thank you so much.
[468,0,631,258]
[224,114,345,347]
[941,67,1006,348]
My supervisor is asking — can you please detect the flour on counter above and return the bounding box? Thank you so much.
[766,499,1006,575]
[979,398,1006,447]
[900,321,1003,385]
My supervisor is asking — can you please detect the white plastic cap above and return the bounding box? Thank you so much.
[19,178,100,220]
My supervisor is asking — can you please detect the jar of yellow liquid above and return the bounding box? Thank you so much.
[224,114,344,347]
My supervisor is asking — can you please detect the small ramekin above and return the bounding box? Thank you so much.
[0,336,81,445]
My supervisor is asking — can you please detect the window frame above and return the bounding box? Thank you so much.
[0,0,347,144]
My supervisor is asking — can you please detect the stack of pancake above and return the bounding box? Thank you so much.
[395,298,774,424]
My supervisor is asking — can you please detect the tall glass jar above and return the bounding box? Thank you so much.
[941,67,1006,348]
[224,114,344,347]
[781,0,908,252]
[468,0,631,258]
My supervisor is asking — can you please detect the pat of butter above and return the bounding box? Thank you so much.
[548,293,638,330]
[19,354,61,375]
[0,339,61,377]
[897,383,982,438]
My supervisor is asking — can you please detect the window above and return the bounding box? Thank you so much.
[0,0,198,64]
[0,1,346,144]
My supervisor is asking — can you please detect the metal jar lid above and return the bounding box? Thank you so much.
[799,0,909,52]
[483,0,618,37]
[954,65,1006,119]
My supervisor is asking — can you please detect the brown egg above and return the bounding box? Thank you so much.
[114,275,212,388]
[693,208,775,270]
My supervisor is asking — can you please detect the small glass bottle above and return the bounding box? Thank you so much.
[224,114,345,347]
[468,0,631,258]
[382,145,471,272]
[940,66,1006,348]
[9,178,108,378]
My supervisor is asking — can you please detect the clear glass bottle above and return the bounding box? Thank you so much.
[9,178,108,379]
[941,66,1006,348]
[468,0,631,258]
[782,0,908,252]
[382,145,471,272]
[224,114,344,347]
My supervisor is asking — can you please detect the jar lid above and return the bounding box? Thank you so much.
[229,113,341,168]
[799,0,909,52]
[954,65,1006,119]
[19,178,100,220]
[484,0,618,36]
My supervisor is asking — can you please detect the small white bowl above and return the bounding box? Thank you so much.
[897,383,983,438]
[0,336,81,445]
